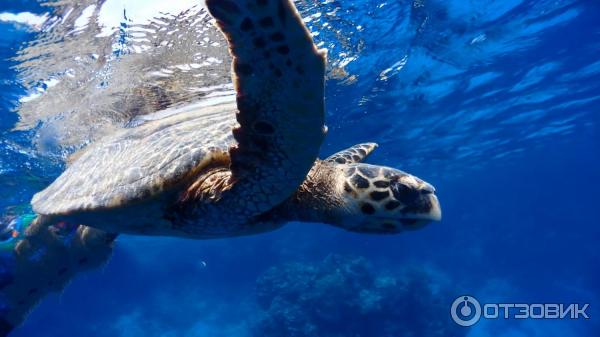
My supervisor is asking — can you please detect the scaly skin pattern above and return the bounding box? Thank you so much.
[201,0,327,224]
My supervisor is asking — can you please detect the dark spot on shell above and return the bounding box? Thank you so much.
[335,157,346,164]
[276,45,290,54]
[259,17,274,28]
[253,37,266,48]
[352,155,361,161]
[351,174,370,189]
[358,167,378,178]
[361,203,376,215]
[253,121,275,134]
[271,32,285,42]
[240,18,254,32]
[345,167,356,177]
[344,182,353,193]
[373,181,390,188]
[235,62,253,75]
[370,191,389,201]
[357,148,367,156]
[385,200,401,210]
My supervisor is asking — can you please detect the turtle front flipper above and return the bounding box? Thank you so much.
[0,215,114,334]
[325,143,379,164]
[205,0,327,218]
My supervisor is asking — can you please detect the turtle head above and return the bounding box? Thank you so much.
[283,153,441,234]
[332,163,441,233]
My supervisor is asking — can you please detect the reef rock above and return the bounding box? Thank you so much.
[254,254,465,337]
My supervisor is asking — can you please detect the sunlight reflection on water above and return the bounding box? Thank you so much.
[0,0,597,211]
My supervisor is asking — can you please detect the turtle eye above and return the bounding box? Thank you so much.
[391,181,419,204]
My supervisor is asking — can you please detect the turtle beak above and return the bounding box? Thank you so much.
[427,193,442,221]
[392,179,442,223]
[396,192,441,228]
[421,181,442,221]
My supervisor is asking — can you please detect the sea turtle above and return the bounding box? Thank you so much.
[0,0,441,334]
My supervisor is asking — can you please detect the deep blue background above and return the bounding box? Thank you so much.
[1,0,599,336]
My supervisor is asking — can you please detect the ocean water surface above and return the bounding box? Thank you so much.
[0,0,598,336]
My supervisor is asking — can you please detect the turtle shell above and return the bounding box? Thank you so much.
[32,101,237,216]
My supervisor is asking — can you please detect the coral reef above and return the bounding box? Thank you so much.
[254,255,465,337]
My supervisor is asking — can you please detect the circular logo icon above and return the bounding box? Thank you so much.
[451,295,482,326]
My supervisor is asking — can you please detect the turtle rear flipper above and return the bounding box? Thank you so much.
[205,0,327,219]
[0,216,114,334]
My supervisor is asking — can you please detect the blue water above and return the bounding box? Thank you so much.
[1,0,599,336]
